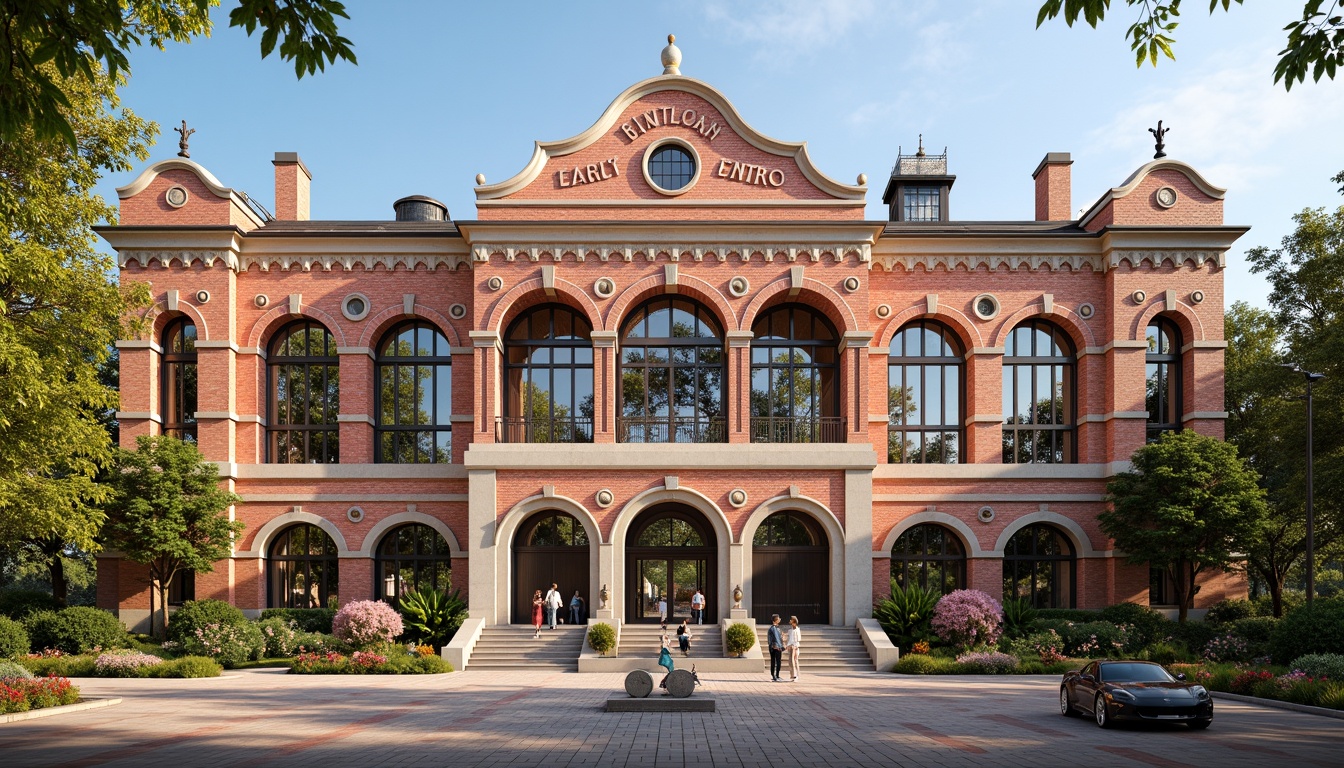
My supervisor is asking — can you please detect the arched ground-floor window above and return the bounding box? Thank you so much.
[1002,523,1076,608]
[375,524,453,601]
[268,523,339,608]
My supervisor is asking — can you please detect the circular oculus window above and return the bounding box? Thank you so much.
[972,293,1000,321]
[342,293,370,321]
[642,139,700,196]
[164,185,189,208]
[1155,186,1178,208]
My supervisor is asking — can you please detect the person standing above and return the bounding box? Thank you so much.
[785,615,802,682]
[691,589,705,624]
[676,618,692,656]
[767,614,784,682]
[657,595,668,628]
[657,627,675,692]
[569,590,584,626]
[531,590,545,639]
[544,583,563,629]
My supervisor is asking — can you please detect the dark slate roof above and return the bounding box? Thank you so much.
[251,220,461,236]
[880,220,1089,236]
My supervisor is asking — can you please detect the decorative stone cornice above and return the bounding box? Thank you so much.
[873,253,1105,273]
[118,249,239,270]
[470,243,870,264]
[239,253,471,272]
[1106,250,1225,270]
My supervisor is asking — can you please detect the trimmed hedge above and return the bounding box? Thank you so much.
[1098,603,1170,646]
[0,616,30,659]
[167,600,248,643]
[258,608,336,634]
[1034,609,1099,622]
[1270,599,1344,664]
[1205,599,1257,625]
[24,607,127,654]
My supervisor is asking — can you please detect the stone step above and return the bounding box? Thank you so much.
[465,625,584,670]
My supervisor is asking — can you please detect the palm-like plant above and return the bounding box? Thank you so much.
[873,579,940,649]
[396,587,467,650]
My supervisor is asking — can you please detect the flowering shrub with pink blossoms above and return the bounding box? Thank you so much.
[93,650,164,677]
[931,589,1003,651]
[182,622,265,668]
[331,601,403,650]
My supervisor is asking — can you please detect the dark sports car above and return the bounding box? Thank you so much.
[1061,660,1213,729]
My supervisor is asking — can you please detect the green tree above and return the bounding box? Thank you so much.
[0,65,154,603]
[1036,1,1344,90]
[102,436,243,639]
[1103,430,1268,622]
[1,0,356,146]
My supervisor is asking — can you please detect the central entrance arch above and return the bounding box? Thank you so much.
[626,504,716,623]
[751,511,829,624]
[512,510,590,624]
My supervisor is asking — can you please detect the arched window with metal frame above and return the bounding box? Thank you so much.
[750,304,842,443]
[1002,523,1076,608]
[267,523,339,608]
[888,320,963,463]
[618,296,725,443]
[890,524,965,595]
[268,320,339,463]
[375,523,453,600]
[1002,319,1076,463]
[375,320,452,463]
[1146,317,1182,442]
[162,317,197,443]
[501,305,594,443]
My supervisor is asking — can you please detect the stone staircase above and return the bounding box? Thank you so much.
[755,624,872,672]
[465,624,584,671]
[617,622,721,660]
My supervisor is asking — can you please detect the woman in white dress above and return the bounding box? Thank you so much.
[786,615,801,682]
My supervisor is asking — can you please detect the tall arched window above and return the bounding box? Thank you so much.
[1146,317,1182,442]
[750,304,841,443]
[1003,319,1075,463]
[619,297,725,443]
[376,321,452,463]
[890,524,965,594]
[268,320,339,463]
[375,524,453,600]
[162,317,197,443]
[502,305,594,443]
[268,523,339,608]
[888,320,963,463]
[1002,523,1076,608]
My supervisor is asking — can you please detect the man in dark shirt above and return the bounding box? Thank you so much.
[767,614,784,682]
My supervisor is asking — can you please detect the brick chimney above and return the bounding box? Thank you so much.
[1032,152,1072,221]
[273,152,311,221]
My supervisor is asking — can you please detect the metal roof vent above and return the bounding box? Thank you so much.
[393,195,448,222]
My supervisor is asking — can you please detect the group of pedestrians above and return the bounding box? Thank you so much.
[530,583,586,638]
[766,614,802,682]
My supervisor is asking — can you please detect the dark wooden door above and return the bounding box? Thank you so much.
[752,548,828,624]
[513,549,588,624]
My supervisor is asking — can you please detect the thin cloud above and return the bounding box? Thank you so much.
[700,0,878,52]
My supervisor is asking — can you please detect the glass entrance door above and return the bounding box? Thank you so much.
[632,557,709,622]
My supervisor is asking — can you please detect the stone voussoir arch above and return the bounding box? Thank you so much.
[990,301,1096,350]
[740,492,846,625]
[605,272,739,333]
[878,510,985,558]
[739,276,859,335]
[485,276,604,335]
[611,484,735,546]
[1131,299,1206,344]
[245,304,348,349]
[357,303,462,349]
[145,299,210,343]
[878,303,983,350]
[493,493,605,548]
[990,510,1102,558]
[354,511,464,558]
[237,510,353,558]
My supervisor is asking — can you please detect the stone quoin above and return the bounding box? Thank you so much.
[96,36,1246,639]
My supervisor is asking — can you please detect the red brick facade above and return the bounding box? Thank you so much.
[97,66,1247,631]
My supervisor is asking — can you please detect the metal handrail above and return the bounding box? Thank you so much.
[495,417,593,444]
[749,416,845,444]
[618,417,726,444]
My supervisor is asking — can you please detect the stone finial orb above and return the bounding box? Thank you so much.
[475,173,486,185]
[857,173,868,186]
[661,34,682,76]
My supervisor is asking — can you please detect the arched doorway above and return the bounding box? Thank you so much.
[626,505,716,623]
[751,511,829,624]
[512,511,590,624]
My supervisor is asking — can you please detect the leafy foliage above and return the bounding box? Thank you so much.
[181,621,264,668]
[873,579,939,648]
[931,590,1003,651]
[395,588,466,650]
[1205,599,1257,625]
[1035,0,1344,90]
[0,1,355,146]
[0,590,58,619]
[1289,652,1344,678]
[1270,598,1344,663]
[1099,602,1170,646]
[257,607,335,634]
[331,600,403,650]
[102,436,243,639]
[586,622,616,655]
[1103,430,1268,621]
[954,651,1020,674]
[166,599,247,644]
[1001,597,1039,638]
[724,622,756,656]
[23,607,126,654]
[0,616,28,659]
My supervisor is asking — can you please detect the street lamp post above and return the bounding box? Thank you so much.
[1282,364,1326,605]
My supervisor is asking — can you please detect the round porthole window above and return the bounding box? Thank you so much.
[165,185,189,208]
[643,139,700,196]
[342,294,370,322]
[972,293,1000,321]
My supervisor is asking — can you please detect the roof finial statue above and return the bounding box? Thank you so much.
[174,120,196,159]
[1148,120,1168,159]
[661,34,682,76]
[916,134,926,158]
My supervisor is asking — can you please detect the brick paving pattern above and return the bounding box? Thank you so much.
[0,670,1339,767]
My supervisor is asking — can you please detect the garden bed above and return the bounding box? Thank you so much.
[1,696,120,724]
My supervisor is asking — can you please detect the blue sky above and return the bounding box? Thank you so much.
[98,1,1344,309]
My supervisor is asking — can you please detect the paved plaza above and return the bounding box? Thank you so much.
[1,669,1340,767]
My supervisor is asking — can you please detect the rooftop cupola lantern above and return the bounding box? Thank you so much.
[882,135,955,222]
[661,34,682,76]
